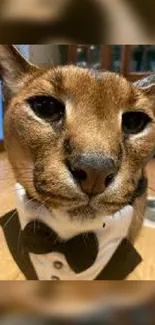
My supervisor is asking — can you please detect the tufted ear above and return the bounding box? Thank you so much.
[0,45,37,104]
[134,75,155,112]
[138,83,155,113]
[139,83,155,97]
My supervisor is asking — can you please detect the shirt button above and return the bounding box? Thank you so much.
[53,261,63,270]
[51,276,60,280]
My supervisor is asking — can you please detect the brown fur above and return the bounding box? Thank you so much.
[1,45,155,242]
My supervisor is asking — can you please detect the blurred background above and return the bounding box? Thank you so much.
[0,0,155,43]
[0,282,155,324]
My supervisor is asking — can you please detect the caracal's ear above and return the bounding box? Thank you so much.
[134,75,155,112]
[134,75,155,97]
[0,45,38,103]
[139,83,155,97]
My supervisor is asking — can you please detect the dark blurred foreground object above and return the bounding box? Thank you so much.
[1,296,155,325]
[0,0,106,43]
[126,0,155,37]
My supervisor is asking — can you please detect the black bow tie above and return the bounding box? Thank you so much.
[0,210,142,280]
[21,220,98,274]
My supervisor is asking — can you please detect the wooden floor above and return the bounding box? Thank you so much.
[0,152,25,279]
[0,151,155,280]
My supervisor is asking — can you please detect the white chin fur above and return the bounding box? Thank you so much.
[14,183,133,235]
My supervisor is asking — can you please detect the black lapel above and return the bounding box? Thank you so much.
[0,210,38,280]
[96,238,142,280]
